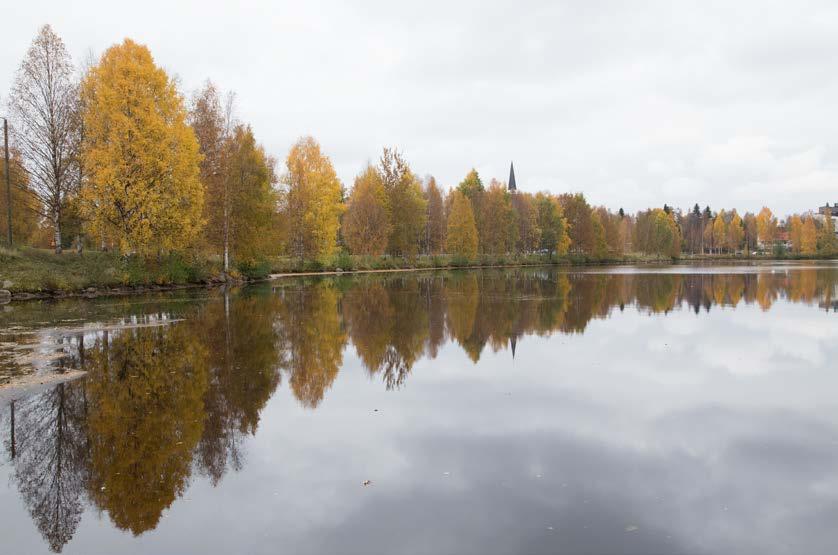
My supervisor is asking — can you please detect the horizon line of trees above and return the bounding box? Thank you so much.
[2,25,836,272]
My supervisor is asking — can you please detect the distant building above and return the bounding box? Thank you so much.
[508,162,517,192]
[816,202,838,237]
[775,228,791,249]
[819,203,838,217]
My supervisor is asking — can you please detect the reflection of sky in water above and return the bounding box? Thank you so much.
[0,266,837,555]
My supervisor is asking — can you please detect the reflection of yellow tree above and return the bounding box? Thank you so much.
[563,274,606,332]
[343,278,430,389]
[85,324,209,535]
[787,268,818,303]
[727,275,745,307]
[445,273,481,361]
[278,283,347,408]
[533,274,571,334]
[712,276,727,306]
[755,274,779,311]
[343,281,394,373]
[633,274,680,314]
[196,291,283,485]
[381,279,429,389]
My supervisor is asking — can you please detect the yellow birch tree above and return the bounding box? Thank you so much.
[446,190,478,258]
[343,165,390,255]
[801,217,817,255]
[283,136,344,259]
[80,39,203,254]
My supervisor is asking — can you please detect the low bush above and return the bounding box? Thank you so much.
[236,258,272,280]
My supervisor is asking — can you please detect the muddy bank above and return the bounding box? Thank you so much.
[1,280,234,303]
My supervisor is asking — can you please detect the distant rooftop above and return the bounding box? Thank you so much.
[819,203,838,216]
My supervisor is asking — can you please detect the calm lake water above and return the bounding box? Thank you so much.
[1,263,837,555]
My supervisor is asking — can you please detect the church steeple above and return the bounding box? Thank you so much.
[508,162,517,192]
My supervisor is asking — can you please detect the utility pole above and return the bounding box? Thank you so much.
[3,118,11,247]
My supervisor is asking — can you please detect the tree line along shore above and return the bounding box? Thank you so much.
[1,26,836,298]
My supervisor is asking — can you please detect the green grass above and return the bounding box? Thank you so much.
[0,247,221,293]
[266,251,636,274]
[4,245,829,295]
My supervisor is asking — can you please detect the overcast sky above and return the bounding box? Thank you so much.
[2,0,837,216]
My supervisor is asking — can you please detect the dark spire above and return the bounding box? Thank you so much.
[508,162,517,192]
[510,336,517,358]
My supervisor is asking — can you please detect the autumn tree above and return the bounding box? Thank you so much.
[559,193,595,254]
[0,150,39,244]
[343,164,390,255]
[703,217,715,254]
[801,216,817,255]
[446,190,478,258]
[283,136,344,259]
[596,207,622,256]
[743,212,758,254]
[456,169,484,248]
[618,211,633,254]
[683,204,704,254]
[789,215,803,253]
[756,207,777,251]
[8,25,79,253]
[424,177,445,254]
[80,39,203,255]
[701,206,712,253]
[457,168,484,200]
[536,193,569,257]
[479,180,516,254]
[713,210,727,254]
[634,208,681,257]
[727,210,744,253]
[222,125,279,265]
[189,81,235,270]
[379,148,426,257]
[591,210,608,259]
[511,192,540,253]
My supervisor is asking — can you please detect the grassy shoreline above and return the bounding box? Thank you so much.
[1,246,835,301]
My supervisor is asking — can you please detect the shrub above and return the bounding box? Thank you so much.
[332,251,354,271]
[450,255,470,267]
[236,258,272,279]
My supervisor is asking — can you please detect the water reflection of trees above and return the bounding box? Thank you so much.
[4,381,88,552]
[2,266,837,551]
[196,291,284,485]
[276,283,346,407]
[84,324,209,535]
[2,289,286,549]
[337,268,838,385]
